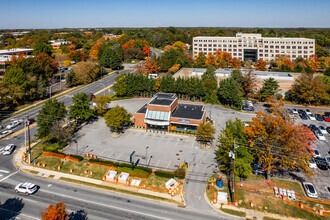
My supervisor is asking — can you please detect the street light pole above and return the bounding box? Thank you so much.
[146,146,149,166]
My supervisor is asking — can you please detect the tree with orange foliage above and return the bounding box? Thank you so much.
[89,43,101,59]
[41,202,68,220]
[275,55,293,71]
[305,54,318,71]
[229,58,241,69]
[215,50,232,68]
[205,53,217,66]
[255,58,268,71]
[133,63,146,75]
[143,46,150,56]
[145,57,158,73]
[168,64,181,74]
[244,111,315,179]
[164,41,188,54]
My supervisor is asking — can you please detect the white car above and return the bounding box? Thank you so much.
[302,182,317,198]
[306,109,311,114]
[308,114,316,121]
[292,109,298,114]
[319,126,327,134]
[3,144,16,155]
[312,149,321,158]
[6,120,21,130]
[308,157,317,169]
[15,182,38,195]
[315,131,326,141]
[0,130,13,139]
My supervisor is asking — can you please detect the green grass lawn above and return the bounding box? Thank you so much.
[30,142,44,161]
[142,174,172,189]
[271,178,304,196]
[220,208,246,217]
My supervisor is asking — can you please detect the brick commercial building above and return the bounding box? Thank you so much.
[193,33,315,62]
[134,93,206,132]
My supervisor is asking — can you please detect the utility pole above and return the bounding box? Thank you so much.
[24,116,27,154]
[229,139,236,202]
[27,119,31,164]
[146,146,149,166]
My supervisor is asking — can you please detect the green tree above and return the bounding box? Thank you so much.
[218,78,243,110]
[202,66,218,103]
[33,42,52,56]
[37,99,67,139]
[69,93,94,121]
[315,47,329,58]
[99,46,121,69]
[324,67,330,76]
[94,95,112,115]
[216,118,252,179]
[259,78,279,101]
[193,52,207,68]
[104,105,132,132]
[113,74,128,97]
[196,122,216,143]
[66,70,78,87]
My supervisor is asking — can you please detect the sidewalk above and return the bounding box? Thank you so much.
[14,146,184,205]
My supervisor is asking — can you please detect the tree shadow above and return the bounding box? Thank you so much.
[68,210,88,220]
[0,197,24,220]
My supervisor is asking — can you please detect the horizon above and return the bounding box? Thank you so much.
[1,0,329,29]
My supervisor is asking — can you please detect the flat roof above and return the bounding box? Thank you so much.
[172,104,204,120]
[193,35,313,40]
[192,68,293,77]
[136,104,147,114]
[149,93,177,106]
[0,48,33,55]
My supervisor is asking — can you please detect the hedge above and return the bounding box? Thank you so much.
[69,154,84,161]
[154,170,175,178]
[174,169,186,179]
[89,158,115,165]
[116,167,150,178]
[134,166,152,174]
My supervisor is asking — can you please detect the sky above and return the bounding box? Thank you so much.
[0,0,329,29]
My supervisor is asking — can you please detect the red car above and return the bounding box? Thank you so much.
[323,115,330,122]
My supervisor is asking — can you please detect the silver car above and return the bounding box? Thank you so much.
[0,130,13,139]
[3,144,16,155]
[6,120,21,130]
[302,182,317,198]
[15,182,38,195]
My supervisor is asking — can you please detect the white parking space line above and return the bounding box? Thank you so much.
[116,153,122,161]
[0,169,10,173]
[156,158,161,167]
[166,160,171,168]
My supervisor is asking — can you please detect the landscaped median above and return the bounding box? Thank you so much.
[206,174,330,219]
[23,141,186,206]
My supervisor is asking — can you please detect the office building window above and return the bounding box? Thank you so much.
[208,44,212,47]
[287,46,290,49]
[238,53,242,56]
[233,53,237,56]
[213,44,216,47]
[265,45,268,48]
[275,46,279,49]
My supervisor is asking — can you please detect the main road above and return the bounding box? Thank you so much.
[0,70,232,219]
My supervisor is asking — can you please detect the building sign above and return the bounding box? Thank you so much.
[179,119,190,124]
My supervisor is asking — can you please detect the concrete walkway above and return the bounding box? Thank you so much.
[14,146,183,204]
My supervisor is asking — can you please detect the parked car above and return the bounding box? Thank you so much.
[292,109,298,114]
[309,124,317,132]
[315,114,324,121]
[308,114,316,121]
[15,182,38,195]
[308,157,317,169]
[0,130,13,139]
[312,149,321,158]
[315,158,328,170]
[3,144,16,155]
[298,109,306,115]
[323,114,330,122]
[27,118,35,125]
[302,182,318,198]
[314,130,326,141]
[6,120,21,129]
[300,113,308,120]
[325,156,330,168]
[287,109,295,118]
[306,109,311,114]
[319,126,327,134]
[326,127,330,134]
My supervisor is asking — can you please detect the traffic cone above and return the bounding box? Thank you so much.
[171,191,175,197]
[84,170,88,174]
[58,165,61,171]
[90,170,93,176]
[37,162,41,167]
[319,209,323,216]
[102,175,106,181]
[89,154,93,158]
[93,155,97,159]
[250,201,254,208]
[70,168,73,174]
[299,203,304,209]
[86,152,89,157]
[42,163,46,168]
[213,197,217,204]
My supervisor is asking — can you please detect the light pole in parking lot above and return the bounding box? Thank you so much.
[146,146,149,166]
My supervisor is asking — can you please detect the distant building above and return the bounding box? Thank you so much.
[103,34,120,41]
[193,33,315,62]
[134,93,206,132]
[0,48,34,75]
[49,39,71,50]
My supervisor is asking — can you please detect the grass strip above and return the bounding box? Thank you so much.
[59,177,183,206]
[220,208,246,217]
[23,169,39,175]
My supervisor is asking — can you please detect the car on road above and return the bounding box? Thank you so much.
[315,114,324,121]
[3,144,16,155]
[308,157,317,169]
[15,182,38,195]
[27,118,35,125]
[319,126,327,134]
[0,130,13,139]
[6,120,21,129]
[308,114,316,121]
[302,182,317,198]
[315,158,328,170]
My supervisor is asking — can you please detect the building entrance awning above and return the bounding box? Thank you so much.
[144,119,170,126]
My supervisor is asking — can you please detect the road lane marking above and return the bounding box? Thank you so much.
[0,171,18,182]
[167,160,171,168]
[39,189,172,220]
[0,169,10,173]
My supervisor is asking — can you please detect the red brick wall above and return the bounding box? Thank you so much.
[147,104,171,112]
[134,113,146,128]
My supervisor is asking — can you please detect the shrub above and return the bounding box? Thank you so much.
[118,162,132,168]
[59,142,68,149]
[89,158,114,165]
[174,169,186,179]
[154,170,175,178]
[69,154,84,161]
[135,166,152,174]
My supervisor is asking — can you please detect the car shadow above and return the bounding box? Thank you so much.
[68,209,88,220]
[0,197,24,219]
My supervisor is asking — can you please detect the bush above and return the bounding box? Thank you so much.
[135,166,152,174]
[154,170,175,178]
[118,162,132,168]
[58,142,68,149]
[89,158,115,165]
[69,154,84,161]
[174,169,186,179]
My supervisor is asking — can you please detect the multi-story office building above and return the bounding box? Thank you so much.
[192,33,315,62]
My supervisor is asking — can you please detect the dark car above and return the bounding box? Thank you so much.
[315,114,324,121]
[326,127,330,135]
[298,109,306,115]
[309,124,317,132]
[315,158,328,170]
[27,118,35,125]
[300,113,308,120]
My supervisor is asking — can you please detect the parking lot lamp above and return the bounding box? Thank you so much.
[146,146,149,165]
